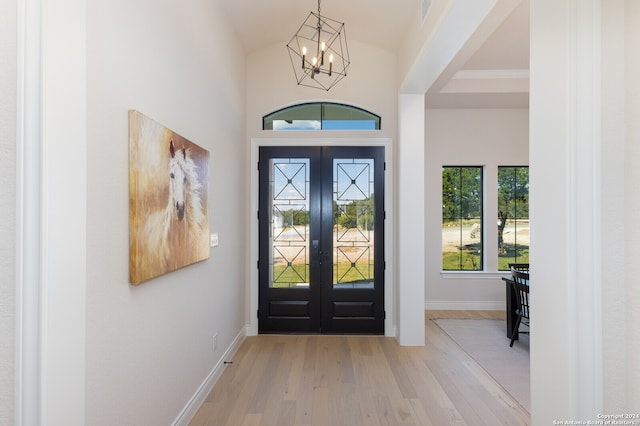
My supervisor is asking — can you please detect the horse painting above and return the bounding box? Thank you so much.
[129,110,209,284]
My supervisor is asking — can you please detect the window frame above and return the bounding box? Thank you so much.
[262,102,381,131]
[497,165,530,270]
[441,166,484,272]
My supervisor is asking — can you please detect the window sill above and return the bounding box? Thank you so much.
[440,271,511,280]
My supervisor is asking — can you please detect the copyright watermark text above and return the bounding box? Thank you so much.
[553,414,640,425]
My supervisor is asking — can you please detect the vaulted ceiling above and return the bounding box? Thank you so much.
[217,0,529,108]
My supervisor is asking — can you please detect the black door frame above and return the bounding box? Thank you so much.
[320,146,385,333]
[257,145,385,334]
[248,139,392,337]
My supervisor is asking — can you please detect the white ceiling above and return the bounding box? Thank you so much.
[217,0,529,108]
[217,0,423,54]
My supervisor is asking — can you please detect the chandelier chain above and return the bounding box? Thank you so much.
[316,0,322,38]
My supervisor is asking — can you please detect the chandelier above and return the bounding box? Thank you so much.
[286,0,350,91]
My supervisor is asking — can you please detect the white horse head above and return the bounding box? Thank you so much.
[168,139,189,221]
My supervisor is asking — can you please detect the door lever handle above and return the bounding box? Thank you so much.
[312,240,320,266]
[324,249,331,265]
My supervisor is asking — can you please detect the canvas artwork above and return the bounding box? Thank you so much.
[129,110,210,284]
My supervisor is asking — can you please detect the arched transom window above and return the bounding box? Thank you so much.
[263,102,381,130]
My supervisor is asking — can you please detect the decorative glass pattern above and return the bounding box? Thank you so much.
[333,159,375,288]
[269,159,310,288]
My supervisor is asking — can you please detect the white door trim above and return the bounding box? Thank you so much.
[247,137,395,337]
[15,0,44,422]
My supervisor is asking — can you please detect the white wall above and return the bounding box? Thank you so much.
[530,0,640,422]
[41,1,88,423]
[602,0,640,414]
[245,40,398,139]
[85,0,246,424]
[424,108,529,309]
[244,41,400,335]
[397,95,426,345]
[601,0,626,412]
[624,0,640,412]
[0,0,17,422]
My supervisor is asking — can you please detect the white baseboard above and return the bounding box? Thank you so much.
[425,301,505,311]
[172,327,247,426]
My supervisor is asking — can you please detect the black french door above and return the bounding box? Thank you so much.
[258,146,385,334]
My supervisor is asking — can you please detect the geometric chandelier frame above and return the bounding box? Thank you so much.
[286,0,350,91]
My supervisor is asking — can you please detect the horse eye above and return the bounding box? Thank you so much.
[170,173,175,179]
[183,177,187,184]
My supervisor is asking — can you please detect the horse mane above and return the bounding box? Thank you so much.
[180,147,206,234]
[138,140,208,280]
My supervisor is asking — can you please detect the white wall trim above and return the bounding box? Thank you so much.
[400,0,500,93]
[566,0,604,417]
[530,0,606,421]
[397,94,425,346]
[39,1,87,423]
[172,327,247,426]
[247,137,395,337]
[425,301,505,311]
[15,0,43,423]
[440,271,511,280]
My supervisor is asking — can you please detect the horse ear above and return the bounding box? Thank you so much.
[169,140,175,158]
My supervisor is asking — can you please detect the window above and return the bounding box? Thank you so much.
[262,102,381,130]
[497,166,529,270]
[442,167,483,271]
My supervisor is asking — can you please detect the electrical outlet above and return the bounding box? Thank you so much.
[213,334,218,351]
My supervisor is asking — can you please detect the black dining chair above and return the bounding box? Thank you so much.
[509,267,530,347]
[508,263,530,273]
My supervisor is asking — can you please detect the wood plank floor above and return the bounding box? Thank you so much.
[190,311,529,425]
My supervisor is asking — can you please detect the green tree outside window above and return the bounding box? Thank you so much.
[442,167,483,270]
[497,166,529,270]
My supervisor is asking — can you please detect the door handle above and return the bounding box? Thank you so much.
[323,249,331,265]
[312,240,320,266]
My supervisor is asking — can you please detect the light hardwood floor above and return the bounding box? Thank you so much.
[190,311,529,425]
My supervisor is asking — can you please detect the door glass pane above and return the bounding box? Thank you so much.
[269,158,310,288]
[333,158,375,289]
